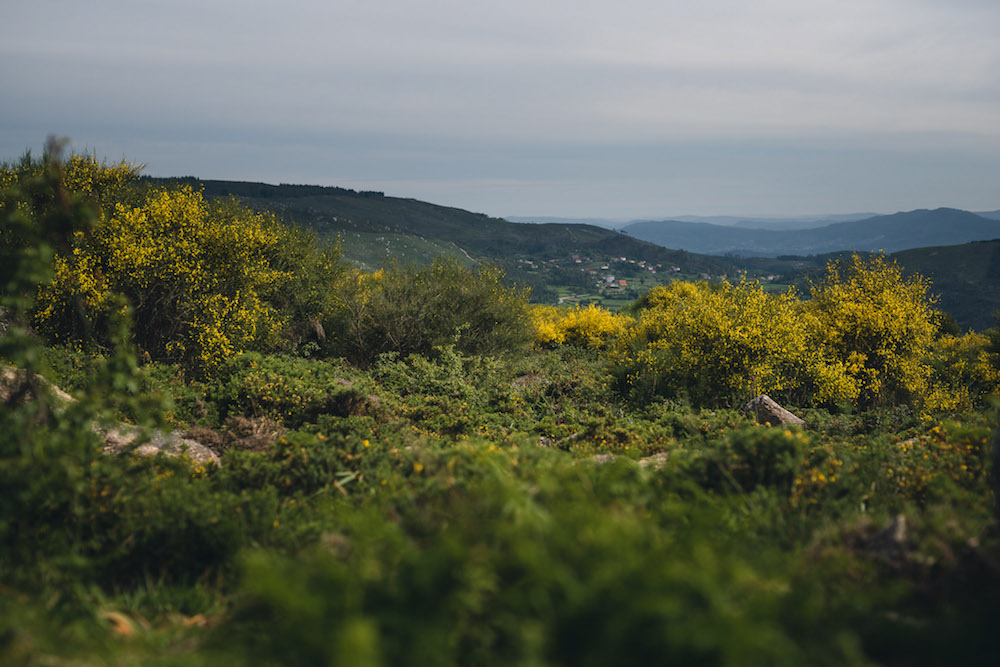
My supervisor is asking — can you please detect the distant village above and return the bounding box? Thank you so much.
[519,254,685,289]
[516,252,784,306]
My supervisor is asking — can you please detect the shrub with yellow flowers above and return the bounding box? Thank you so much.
[29,179,328,373]
[807,254,939,409]
[612,279,857,408]
[530,303,632,350]
[924,331,1000,412]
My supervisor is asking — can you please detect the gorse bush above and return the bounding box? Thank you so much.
[924,331,1000,412]
[2,153,344,374]
[530,303,632,349]
[335,258,532,366]
[809,254,939,409]
[612,279,857,408]
[601,256,999,411]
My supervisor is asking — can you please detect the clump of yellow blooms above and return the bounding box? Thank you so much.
[611,278,858,407]
[808,254,938,409]
[31,175,296,373]
[530,303,632,349]
[600,255,999,410]
[923,331,1000,412]
[62,153,142,200]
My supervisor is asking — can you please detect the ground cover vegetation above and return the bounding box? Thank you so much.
[2,148,1000,665]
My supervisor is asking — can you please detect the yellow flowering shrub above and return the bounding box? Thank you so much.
[530,303,632,349]
[530,305,568,346]
[924,331,1000,411]
[33,184,306,373]
[612,279,858,407]
[1,151,140,203]
[807,254,938,409]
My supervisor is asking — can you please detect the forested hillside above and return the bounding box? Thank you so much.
[2,152,999,666]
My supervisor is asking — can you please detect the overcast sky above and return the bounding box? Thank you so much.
[3,0,999,219]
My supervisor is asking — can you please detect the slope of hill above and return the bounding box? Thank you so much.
[143,177,737,302]
[623,208,1000,257]
[893,240,1000,332]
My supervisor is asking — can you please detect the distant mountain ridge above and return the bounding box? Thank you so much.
[507,212,880,231]
[622,208,1000,257]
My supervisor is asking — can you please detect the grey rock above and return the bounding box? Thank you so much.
[99,423,222,467]
[744,394,805,427]
[638,452,670,469]
[4,364,221,467]
[1,366,75,406]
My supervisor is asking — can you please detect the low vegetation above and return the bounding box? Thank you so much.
[2,149,999,665]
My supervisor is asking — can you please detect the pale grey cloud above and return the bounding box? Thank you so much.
[2,0,998,217]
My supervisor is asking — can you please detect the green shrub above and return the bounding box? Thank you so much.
[335,258,532,366]
[212,444,870,667]
[205,352,376,428]
[693,427,809,496]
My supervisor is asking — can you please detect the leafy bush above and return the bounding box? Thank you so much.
[925,331,1000,411]
[335,258,532,366]
[206,352,376,428]
[614,256,961,412]
[213,446,871,667]
[34,186,315,372]
[690,427,809,496]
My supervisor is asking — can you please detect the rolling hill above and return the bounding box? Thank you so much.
[142,177,737,303]
[893,240,1000,332]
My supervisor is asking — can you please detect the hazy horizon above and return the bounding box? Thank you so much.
[3,1,999,219]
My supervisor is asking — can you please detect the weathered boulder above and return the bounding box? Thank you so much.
[3,364,220,466]
[744,394,805,427]
[98,423,222,467]
[1,366,75,406]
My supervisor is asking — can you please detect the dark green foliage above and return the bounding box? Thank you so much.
[335,258,533,366]
[694,427,808,496]
[205,352,377,428]
[213,451,869,667]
